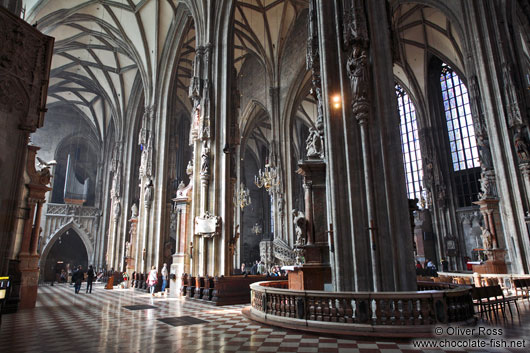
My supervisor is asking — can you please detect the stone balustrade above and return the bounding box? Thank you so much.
[245,280,475,337]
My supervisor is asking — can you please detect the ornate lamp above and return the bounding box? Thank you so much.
[254,164,280,194]
[235,183,251,209]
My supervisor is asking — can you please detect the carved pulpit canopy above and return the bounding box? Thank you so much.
[195,212,221,238]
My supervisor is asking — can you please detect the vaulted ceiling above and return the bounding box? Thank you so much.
[393,3,465,103]
[233,0,307,81]
[23,0,187,144]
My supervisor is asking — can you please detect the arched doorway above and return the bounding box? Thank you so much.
[43,229,89,282]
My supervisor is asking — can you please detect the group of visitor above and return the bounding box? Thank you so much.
[68,265,96,294]
[239,261,286,276]
[146,263,169,296]
[415,259,438,276]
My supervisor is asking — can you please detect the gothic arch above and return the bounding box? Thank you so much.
[40,220,95,270]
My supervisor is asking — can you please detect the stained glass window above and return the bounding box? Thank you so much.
[440,64,480,171]
[396,84,423,201]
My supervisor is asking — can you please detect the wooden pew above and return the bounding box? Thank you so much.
[203,276,215,301]
[186,276,196,297]
[194,276,205,299]
[180,273,188,297]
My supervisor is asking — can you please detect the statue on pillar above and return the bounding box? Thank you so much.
[514,127,530,163]
[200,145,210,176]
[292,210,307,265]
[125,241,131,258]
[477,134,493,171]
[347,47,369,105]
[131,203,138,219]
[306,127,323,159]
[113,198,121,221]
[480,226,495,250]
[144,179,154,208]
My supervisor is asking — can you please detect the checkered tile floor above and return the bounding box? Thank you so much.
[1,283,529,352]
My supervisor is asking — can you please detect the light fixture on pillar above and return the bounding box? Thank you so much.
[254,164,280,194]
[332,94,341,109]
[235,183,251,209]
[251,222,262,237]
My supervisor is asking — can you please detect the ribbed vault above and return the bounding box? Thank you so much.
[23,0,184,142]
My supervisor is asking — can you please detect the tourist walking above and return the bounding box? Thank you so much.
[72,265,83,294]
[86,265,95,293]
[147,266,158,296]
[161,263,168,294]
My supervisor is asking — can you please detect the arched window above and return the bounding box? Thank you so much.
[440,63,481,207]
[440,63,480,171]
[396,84,423,201]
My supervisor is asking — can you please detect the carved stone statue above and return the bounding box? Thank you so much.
[480,226,494,250]
[144,179,154,207]
[113,198,121,220]
[131,203,138,219]
[306,127,322,159]
[200,146,210,175]
[346,47,369,104]
[477,134,493,170]
[514,127,530,163]
[479,171,497,200]
[292,210,306,246]
[125,241,131,258]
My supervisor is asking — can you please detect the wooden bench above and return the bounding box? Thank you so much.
[472,285,519,320]
[203,276,215,301]
[513,279,530,299]
[186,276,196,297]
[180,273,188,296]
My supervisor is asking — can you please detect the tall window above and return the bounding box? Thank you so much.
[440,64,480,171]
[396,84,423,201]
[440,63,481,207]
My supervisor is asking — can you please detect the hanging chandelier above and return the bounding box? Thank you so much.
[235,183,251,209]
[254,164,280,194]
[251,222,262,237]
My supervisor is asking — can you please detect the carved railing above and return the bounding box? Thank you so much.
[248,281,475,337]
[41,203,100,250]
[259,238,296,265]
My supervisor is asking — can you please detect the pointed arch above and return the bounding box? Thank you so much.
[40,220,95,268]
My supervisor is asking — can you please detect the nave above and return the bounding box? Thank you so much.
[2,284,530,353]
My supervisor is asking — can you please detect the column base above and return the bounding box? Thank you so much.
[18,254,40,309]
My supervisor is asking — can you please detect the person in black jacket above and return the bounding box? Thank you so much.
[72,265,83,294]
[86,265,95,293]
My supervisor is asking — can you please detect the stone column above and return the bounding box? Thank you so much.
[170,180,192,297]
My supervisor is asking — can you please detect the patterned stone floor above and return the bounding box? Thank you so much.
[1,283,529,352]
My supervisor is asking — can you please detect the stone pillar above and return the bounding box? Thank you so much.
[125,211,138,278]
[473,198,507,273]
[170,180,192,297]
